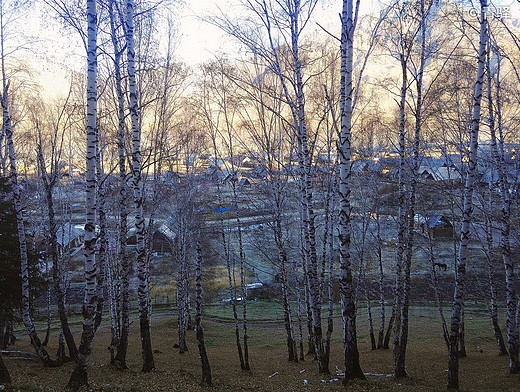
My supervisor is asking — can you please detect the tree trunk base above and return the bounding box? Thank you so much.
[343,371,367,385]
[67,367,88,391]
[0,355,11,384]
[141,361,155,373]
[111,358,128,371]
[394,371,408,379]
[343,365,366,383]
[509,364,520,374]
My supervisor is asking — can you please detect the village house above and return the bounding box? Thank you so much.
[414,213,454,238]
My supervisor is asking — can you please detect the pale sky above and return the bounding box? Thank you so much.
[175,0,380,65]
[19,0,520,70]
[174,0,520,66]
[11,0,520,100]
[176,0,240,65]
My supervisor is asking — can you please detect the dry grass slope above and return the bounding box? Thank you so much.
[2,306,519,391]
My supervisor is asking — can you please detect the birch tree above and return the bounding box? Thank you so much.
[477,192,507,356]
[104,0,131,369]
[216,51,299,363]
[218,65,251,370]
[0,0,56,368]
[33,98,78,361]
[395,0,429,377]
[377,0,444,376]
[67,0,99,388]
[126,0,155,372]
[195,239,212,386]
[199,60,248,369]
[338,0,365,382]
[3,69,56,369]
[214,0,326,373]
[447,0,488,388]
[485,36,519,373]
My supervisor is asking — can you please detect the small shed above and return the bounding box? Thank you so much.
[251,165,269,179]
[432,166,461,181]
[152,219,177,253]
[238,177,251,189]
[414,213,453,238]
[245,282,265,299]
[56,225,85,250]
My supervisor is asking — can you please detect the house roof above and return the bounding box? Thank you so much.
[238,177,251,188]
[419,157,445,171]
[156,219,177,244]
[415,213,452,228]
[251,165,269,177]
[432,166,461,181]
[427,214,444,228]
[56,226,85,247]
[217,168,241,183]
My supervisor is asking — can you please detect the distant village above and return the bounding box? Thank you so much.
[24,140,519,269]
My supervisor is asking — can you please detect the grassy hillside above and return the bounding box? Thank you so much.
[2,303,518,391]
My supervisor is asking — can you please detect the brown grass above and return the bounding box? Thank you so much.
[2,305,520,391]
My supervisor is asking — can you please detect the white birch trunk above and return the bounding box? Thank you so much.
[94,141,107,332]
[392,44,408,379]
[486,48,519,372]
[396,0,428,375]
[37,146,77,359]
[295,268,305,360]
[195,240,211,385]
[257,0,323,371]
[447,1,488,388]
[3,86,54,367]
[230,181,250,370]
[339,0,364,382]
[428,233,449,346]
[106,250,120,363]
[126,0,154,372]
[0,0,7,177]
[482,210,507,355]
[375,209,386,349]
[177,240,187,353]
[67,0,99,388]
[108,0,130,369]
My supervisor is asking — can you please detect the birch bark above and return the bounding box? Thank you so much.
[3,85,55,367]
[482,194,507,355]
[67,0,99,388]
[108,0,130,369]
[392,38,409,379]
[339,0,365,382]
[395,0,429,376]
[230,180,250,370]
[195,240,212,386]
[486,44,519,372]
[36,145,77,360]
[447,1,488,388]
[375,209,386,349]
[94,139,107,332]
[126,0,154,372]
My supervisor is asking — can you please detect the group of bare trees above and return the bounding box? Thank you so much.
[0,0,520,390]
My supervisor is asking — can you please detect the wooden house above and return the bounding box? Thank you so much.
[414,213,454,238]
